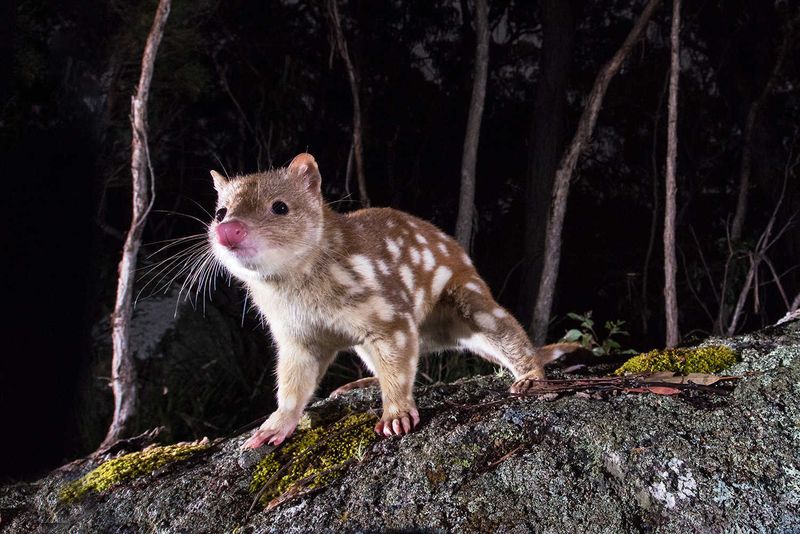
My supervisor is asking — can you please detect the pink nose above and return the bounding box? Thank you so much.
[217,220,248,248]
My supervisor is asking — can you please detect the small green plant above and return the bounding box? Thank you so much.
[561,311,637,356]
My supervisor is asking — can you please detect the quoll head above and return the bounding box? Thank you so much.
[209,153,324,281]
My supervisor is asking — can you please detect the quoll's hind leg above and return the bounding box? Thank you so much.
[446,281,565,393]
[329,376,379,398]
[358,326,421,437]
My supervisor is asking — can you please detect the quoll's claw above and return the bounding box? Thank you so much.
[375,408,420,437]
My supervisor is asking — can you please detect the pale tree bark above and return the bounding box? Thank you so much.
[102,0,170,450]
[663,0,681,347]
[521,0,574,324]
[329,0,370,207]
[455,0,490,250]
[530,0,663,344]
[730,11,798,242]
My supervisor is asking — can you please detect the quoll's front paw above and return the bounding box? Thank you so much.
[375,405,420,437]
[243,411,300,449]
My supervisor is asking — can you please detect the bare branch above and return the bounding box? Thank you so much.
[103,0,171,450]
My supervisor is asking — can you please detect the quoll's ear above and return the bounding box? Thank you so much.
[210,170,228,192]
[287,153,321,193]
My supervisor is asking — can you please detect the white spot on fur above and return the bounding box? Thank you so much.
[492,307,509,318]
[431,266,452,299]
[387,220,397,229]
[386,238,401,260]
[414,288,426,317]
[465,281,482,293]
[458,333,515,374]
[415,233,428,245]
[422,248,436,271]
[409,247,421,265]
[400,264,415,292]
[462,252,473,265]
[376,259,391,275]
[350,255,377,287]
[407,220,419,229]
[437,242,449,256]
[359,295,395,322]
[330,263,357,288]
[397,236,405,246]
[394,330,408,349]
[474,312,497,331]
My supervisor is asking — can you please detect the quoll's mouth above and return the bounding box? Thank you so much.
[227,245,258,259]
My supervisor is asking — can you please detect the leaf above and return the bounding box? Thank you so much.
[624,386,682,395]
[566,312,585,321]
[591,347,605,356]
[563,329,583,342]
[642,373,739,386]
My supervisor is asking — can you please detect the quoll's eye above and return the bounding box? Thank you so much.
[215,208,227,222]
[271,201,289,215]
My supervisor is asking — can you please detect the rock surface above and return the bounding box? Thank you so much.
[2,320,799,533]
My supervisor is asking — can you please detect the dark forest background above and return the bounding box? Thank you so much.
[2,0,799,480]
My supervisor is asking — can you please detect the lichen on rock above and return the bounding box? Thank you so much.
[59,440,211,503]
[250,411,378,505]
[614,345,737,375]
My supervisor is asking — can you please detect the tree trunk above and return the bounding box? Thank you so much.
[521,0,574,325]
[530,0,663,344]
[102,0,170,450]
[329,0,370,208]
[641,75,669,334]
[663,0,681,348]
[454,0,490,250]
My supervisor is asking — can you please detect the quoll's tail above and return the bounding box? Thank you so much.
[534,342,584,366]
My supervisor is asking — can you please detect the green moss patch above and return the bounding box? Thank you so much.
[59,440,210,503]
[615,345,737,375]
[250,411,378,506]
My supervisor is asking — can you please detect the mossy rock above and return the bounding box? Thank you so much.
[614,345,737,375]
[251,411,378,506]
[59,440,211,503]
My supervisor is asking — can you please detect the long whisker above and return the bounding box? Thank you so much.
[144,234,207,259]
[151,246,210,295]
[138,241,207,281]
[176,250,214,315]
[136,243,210,304]
[152,209,211,228]
[185,197,214,220]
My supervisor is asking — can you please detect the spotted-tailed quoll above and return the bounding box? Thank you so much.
[209,153,580,448]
